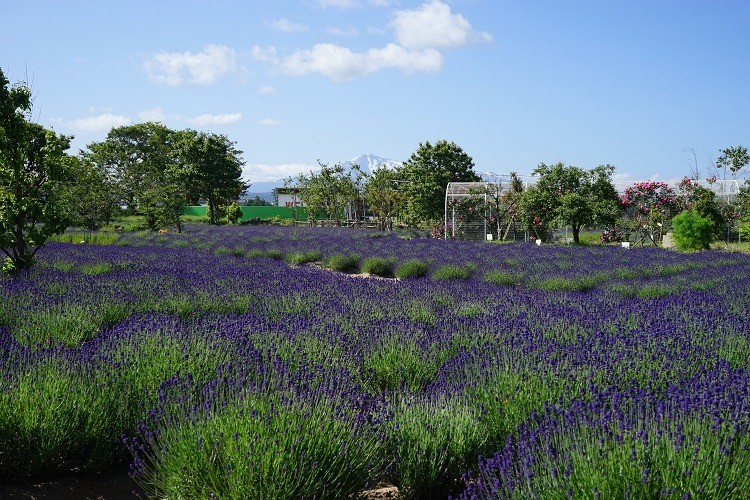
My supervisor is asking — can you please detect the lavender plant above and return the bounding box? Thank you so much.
[0,225,748,498]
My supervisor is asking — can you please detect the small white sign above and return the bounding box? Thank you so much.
[621,242,630,249]
[536,239,542,246]
[486,234,493,241]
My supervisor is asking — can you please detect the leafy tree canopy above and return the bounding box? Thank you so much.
[364,167,406,231]
[83,122,179,220]
[295,162,357,225]
[716,145,749,178]
[178,130,247,225]
[520,163,619,243]
[0,69,72,273]
[400,140,481,226]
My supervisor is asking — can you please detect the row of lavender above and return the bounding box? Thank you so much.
[1,226,749,498]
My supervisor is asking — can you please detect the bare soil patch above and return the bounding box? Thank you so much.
[1,470,399,499]
[307,263,399,280]
[356,483,400,499]
[0,467,137,500]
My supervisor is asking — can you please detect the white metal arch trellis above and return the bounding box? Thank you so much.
[444,182,491,240]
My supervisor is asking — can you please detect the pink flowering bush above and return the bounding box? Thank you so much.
[617,181,679,245]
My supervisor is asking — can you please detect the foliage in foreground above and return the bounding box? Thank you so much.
[0,68,71,273]
[394,259,428,279]
[361,256,397,276]
[129,365,384,499]
[460,365,750,499]
[1,226,750,499]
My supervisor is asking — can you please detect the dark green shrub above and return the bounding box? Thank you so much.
[361,257,396,277]
[609,283,639,298]
[390,398,485,499]
[264,249,283,260]
[636,285,676,299]
[215,246,245,257]
[395,259,428,279]
[671,210,714,251]
[739,222,750,241]
[225,203,243,225]
[285,250,321,266]
[483,270,523,286]
[247,249,284,260]
[536,276,599,292]
[363,341,440,392]
[133,398,383,499]
[432,264,471,280]
[246,249,266,258]
[323,254,360,272]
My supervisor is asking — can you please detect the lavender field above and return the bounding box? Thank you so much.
[1,225,749,499]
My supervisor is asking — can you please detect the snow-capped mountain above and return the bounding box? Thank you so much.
[341,153,403,174]
[246,154,403,194]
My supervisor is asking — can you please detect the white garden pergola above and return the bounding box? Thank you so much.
[444,182,492,241]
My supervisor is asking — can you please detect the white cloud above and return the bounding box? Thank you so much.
[327,27,359,37]
[187,113,242,126]
[270,18,309,33]
[251,45,279,63]
[243,163,316,182]
[391,0,492,50]
[258,85,276,95]
[144,44,237,86]
[280,42,443,80]
[63,113,131,132]
[316,0,360,8]
[137,107,167,122]
[612,172,633,183]
[258,118,282,126]
[315,0,394,7]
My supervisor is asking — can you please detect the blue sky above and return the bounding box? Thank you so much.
[3,0,749,184]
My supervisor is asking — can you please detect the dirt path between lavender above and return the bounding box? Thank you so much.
[0,468,399,499]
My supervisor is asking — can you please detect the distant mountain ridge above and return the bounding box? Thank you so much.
[246,154,403,194]
[341,153,403,174]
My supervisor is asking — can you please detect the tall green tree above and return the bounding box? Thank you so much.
[364,167,406,231]
[0,69,72,273]
[716,145,749,178]
[736,181,750,222]
[178,131,247,225]
[84,122,178,219]
[676,178,726,240]
[399,140,481,226]
[296,162,356,225]
[520,163,619,243]
[60,156,118,230]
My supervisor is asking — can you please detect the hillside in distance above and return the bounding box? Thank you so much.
[246,154,403,194]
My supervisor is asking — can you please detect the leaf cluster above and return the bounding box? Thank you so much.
[400,140,481,225]
[0,69,72,272]
[519,163,619,242]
